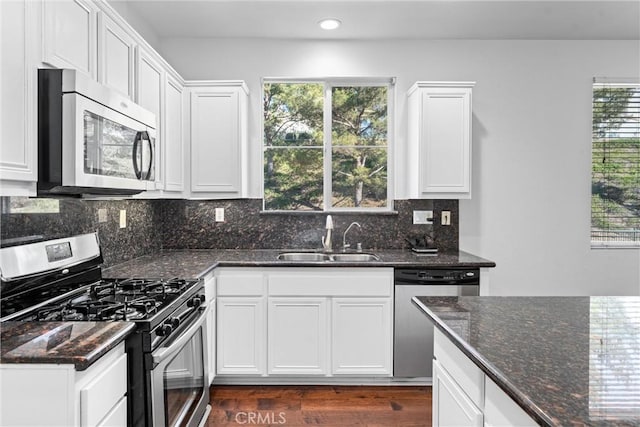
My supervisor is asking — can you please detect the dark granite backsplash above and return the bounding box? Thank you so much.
[0,198,162,267]
[159,199,458,252]
[1,197,458,267]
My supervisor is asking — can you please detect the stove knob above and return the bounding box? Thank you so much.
[188,295,203,308]
[169,317,181,328]
[157,323,173,337]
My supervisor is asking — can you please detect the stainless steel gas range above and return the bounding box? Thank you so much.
[0,232,210,427]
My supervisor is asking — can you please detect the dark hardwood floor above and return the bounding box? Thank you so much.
[207,385,432,426]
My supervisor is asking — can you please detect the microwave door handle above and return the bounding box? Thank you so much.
[144,131,154,180]
[132,132,142,179]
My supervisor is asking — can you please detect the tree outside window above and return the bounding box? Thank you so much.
[263,80,391,211]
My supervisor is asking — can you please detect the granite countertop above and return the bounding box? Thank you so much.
[102,249,495,279]
[0,321,135,370]
[413,296,640,427]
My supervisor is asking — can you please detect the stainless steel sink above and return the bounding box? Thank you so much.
[276,252,380,262]
[331,253,380,262]
[277,252,332,262]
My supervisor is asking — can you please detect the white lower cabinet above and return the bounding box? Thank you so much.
[433,359,483,427]
[433,329,539,427]
[332,298,392,375]
[268,297,328,375]
[217,297,267,375]
[484,376,539,427]
[0,342,127,427]
[215,267,393,380]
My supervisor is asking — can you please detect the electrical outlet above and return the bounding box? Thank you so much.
[119,210,127,228]
[215,208,225,222]
[413,210,433,225]
[98,208,108,223]
[441,211,451,226]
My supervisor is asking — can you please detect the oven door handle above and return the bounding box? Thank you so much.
[152,303,209,366]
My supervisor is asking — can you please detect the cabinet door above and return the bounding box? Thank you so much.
[420,86,471,197]
[432,359,483,427]
[164,74,185,192]
[190,87,245,195]
[331,298,392,375]
[43,0,97,78]
[217,297,266,375]
[135,48,164,191]
[268,298,328,375]
[408,82,474,199]
[98,12,135,98]
[0,0,37,193]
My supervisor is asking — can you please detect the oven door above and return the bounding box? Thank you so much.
[150,304,210,427]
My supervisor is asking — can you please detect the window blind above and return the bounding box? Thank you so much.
[589,298,640,419]
[591,81,640,246]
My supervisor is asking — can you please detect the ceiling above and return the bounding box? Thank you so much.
[118,0,640,40]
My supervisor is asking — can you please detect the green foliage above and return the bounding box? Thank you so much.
[593,88,634,138]
[591,85,640,240]
[263,83,389,210]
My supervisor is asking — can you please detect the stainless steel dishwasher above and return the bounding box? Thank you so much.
[393,268,479,382]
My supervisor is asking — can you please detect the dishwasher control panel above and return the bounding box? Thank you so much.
[394,268,479,284]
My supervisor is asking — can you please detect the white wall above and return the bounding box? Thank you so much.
[159,38,640,296]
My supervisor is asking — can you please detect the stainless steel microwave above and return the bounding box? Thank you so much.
[38,69,158,196]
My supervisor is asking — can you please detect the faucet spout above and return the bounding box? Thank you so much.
[342,222,362,252]
[322,215,334,252]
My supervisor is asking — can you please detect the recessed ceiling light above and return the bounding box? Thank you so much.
[319,18,341,31]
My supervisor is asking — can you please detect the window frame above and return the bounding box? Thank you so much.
[590,79,640,249]
[261,77,395,213]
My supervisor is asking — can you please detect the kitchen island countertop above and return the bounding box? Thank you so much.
[102,248,495,279]
[0,321,135,370]
[413,296,640,426]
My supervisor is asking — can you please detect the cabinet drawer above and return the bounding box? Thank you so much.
[268,268,393,296]
[80,352,127,427]
[216,269,265,296]
[434,328,483,408]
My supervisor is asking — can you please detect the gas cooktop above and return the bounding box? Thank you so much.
[12,278,196,322]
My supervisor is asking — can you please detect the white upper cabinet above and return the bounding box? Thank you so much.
[98,12,136,98]
[163,73,185,192]
[407,82,474,199]
[135,48,163,122]
[135,47,164,191]
[43,0,97,78]
[187,82,249,198]
[0,0,38,195]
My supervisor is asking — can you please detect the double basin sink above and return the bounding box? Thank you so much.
[277,252,380,262]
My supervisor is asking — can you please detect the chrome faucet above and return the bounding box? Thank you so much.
[342,222,361,252]
[321,215,334,252]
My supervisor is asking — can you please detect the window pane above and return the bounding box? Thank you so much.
[2,197,59,214]
[331,147,387,208]
[264,148,323,211]
[591,84,640,245]
[263,80,391,212]
[332,86,387,147]
[263,83,323,147]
